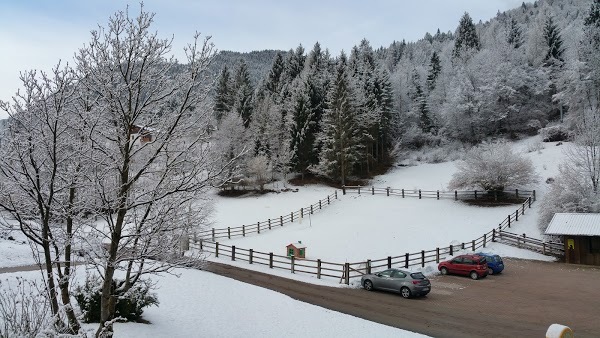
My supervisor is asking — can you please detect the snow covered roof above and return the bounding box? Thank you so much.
[287,242,306,249]
[545,213,600,236]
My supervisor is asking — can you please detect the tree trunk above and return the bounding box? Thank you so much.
[60,186,81,334]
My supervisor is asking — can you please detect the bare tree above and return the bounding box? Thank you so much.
[448,141,538,191]
[0,65,82,334]
[72,6,232,336]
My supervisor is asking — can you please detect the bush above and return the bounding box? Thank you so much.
[539,125,571,142]
[74,275,158,323]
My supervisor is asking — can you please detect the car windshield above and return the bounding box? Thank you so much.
[410,272,426,280]
[477,257,487,264]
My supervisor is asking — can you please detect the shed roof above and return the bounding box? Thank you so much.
[545,213,600,236]
[287,242,306,249]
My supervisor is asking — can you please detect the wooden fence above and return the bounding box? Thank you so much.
[194,191,339,241]
[190,187,564,284]
[342,185,535,202]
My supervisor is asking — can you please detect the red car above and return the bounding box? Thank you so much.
[438,254,489,280]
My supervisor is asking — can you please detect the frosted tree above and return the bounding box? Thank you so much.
[426,51,442,91]
[318,52,362,185]
[452,12,481,59]
[232,60,254,128]
[543,14,565,63]
[507,18,524,49]
[265,51,285,97]
[72,6,234,336]
[289,79,317,180]
[214,66,233,123]
[448,141,538,191]
[0,65,82,334]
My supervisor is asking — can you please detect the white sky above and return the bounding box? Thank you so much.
[0,0,525,119]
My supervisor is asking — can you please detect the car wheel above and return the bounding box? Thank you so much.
[470,271,479,280]
[400,287,411,299]
[440,267,448,275]
[363,280,374,291]
[487,267,494,275]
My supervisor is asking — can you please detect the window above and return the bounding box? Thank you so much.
[299,248,304,256]
[462,258,474,265]
[451,257,463,264]
[379,270,393,277]
[590,237,600,254]
[392,271,407,278]
[410,272,426,280]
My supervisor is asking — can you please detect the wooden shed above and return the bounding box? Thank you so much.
[286,241,306,259]
[545,213,600,265]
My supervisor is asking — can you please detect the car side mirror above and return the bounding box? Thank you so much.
[375,273,381,277]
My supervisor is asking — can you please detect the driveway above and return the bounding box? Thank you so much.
[204,258,600,337]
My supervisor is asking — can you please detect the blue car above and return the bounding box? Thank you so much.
[475,252,504,275]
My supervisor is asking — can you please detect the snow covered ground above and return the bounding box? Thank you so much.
[0,136,568,337]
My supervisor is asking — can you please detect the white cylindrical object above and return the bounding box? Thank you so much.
[546,324,574,338]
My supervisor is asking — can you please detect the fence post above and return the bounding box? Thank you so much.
[342,185,346,195]
[508,215,511,228]
[291,212,294,222]
[358,186,361,194]
[372,186,375,195]
[528,197,531,208]
[437,190,440,200]
[242,225,245,237]
[232,246,236,261]
[367,260,372,274]
[449,245,453,256]
[300,208,303,218]
[215,242,219,258]
[421,250,425,267]
[269,252,273,268]
[436,248,440,263]
[291,256,295,273]
[211,228,215,242]
[249,249,253,264]
[387,256,392,269]
[328,196,330,205]
[492,229,496,242]
[515,189,519,199]
[268,219,271,230]
[515,209,519,222]
[471,240,475,251]
[344,263,350,285]
[280,216,283,226]
[543,243,546,255]
[387,187,390,196]
[257,222,260,234]
[335,191,337,199]
[310,205,313,215]
[461,242,465,250]
[483,234,487,247]
[454,190,458,200]
[522,204,525,215]
[402,189,405,198]
[319,200,322,209]
[474,190,478,199]
[228,227,231,239]
[533,190,536,201]
[419,189,422,199]
[317,259,322,279]
[405,253,409,268]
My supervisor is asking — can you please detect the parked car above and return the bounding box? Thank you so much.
[361,268,431,298]
[438,254,489,280]
[475,252,504,275]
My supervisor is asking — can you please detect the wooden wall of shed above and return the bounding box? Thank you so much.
[564,236,600,266]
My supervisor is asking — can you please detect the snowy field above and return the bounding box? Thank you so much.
[0,136,568,337]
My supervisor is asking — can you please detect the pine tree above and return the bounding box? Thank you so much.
[584,0,600,26]
[426,52,442,91]
[543,15,565,62]
[214,66,232,123]
[453,12,481,59]
[232,60,254,128]
[265,52,285,97]
[507,18,524,48]
[319,52,362,185]
[289,80,317,180]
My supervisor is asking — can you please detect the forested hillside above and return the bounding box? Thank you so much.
[212,0,599,190]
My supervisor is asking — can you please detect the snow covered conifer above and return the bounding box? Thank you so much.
[426,51,442,91]
[232,60,254,128]
[453,12,481,59]
[289,79,317,180]
[214,66,233,123]
[543,15,564,62]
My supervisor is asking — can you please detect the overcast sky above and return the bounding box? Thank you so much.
[0,0,525,119]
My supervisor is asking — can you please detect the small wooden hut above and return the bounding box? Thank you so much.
[286,241,306,259]
[545,213,600,265]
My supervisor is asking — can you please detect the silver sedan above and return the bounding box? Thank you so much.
[361,268,431,298]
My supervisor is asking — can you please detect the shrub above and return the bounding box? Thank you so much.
[74,275,158,323]
[539,124,571,142]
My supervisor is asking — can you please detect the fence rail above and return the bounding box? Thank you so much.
[190,188,563,284]
[194,191,339,241]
